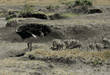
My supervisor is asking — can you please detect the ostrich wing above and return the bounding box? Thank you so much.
[31,33,37,39]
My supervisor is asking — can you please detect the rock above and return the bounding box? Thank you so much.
[32,13,48,19]
[48,63,55,68]
[29,72,42,75]
[86,8,103,14]
[49,13,62,20]
[6,20,18,27]
[21,12,33,18]
[67,6,88,14]
[8,11,15,15]
[11,13,18,17]
[8,10,19,15]
[18,14,23,18]
[29,55,35,60]
[6,13,18,20]
[38,8,48,13]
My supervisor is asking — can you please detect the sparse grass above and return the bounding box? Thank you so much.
[34,11,55,16]
[47,13,55,16]
[18,10,26,14]
[0,58,46,75]
[34,11,46,14]
[55,5,59,9]
[61,13,81,17]
[46,4,54,9]
[34,11,55,17]
[0,13,3,17]
[24,4,34,13]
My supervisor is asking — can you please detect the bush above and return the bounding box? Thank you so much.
[82,0,93,6]
[55,5,59,9]
[21,12,33,18]
[75,0,82,6]
[46,4,54,9]
[6,15,11,20]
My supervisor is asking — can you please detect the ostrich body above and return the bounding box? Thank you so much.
[88,41,95,50]
[70,39,82,49]
[53,39,64,50]
[64,39,71,49]
[89,44,95,50]
[95,40,103,51]
[15,24,50,51]
[102,36,110,48]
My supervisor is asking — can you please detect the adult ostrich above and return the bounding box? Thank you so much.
[15,23,50,51]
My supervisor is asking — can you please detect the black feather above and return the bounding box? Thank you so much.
[16,24,51,39]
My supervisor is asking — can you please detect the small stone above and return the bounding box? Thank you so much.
[29,72,42,75]
[48,63,55,68]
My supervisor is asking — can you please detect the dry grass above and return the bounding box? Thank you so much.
[30,49,81,57]
[0,58,46,75]
[25,49,110,63]
[0,57,73,75]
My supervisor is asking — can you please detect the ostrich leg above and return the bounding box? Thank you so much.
[30,42,32,51]
[27,42,32,51]
[27,43,30,49]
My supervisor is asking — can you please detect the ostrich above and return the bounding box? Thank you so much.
[15,23,50,51]
[88,41,95,50]
[102,36,110,48]
[53,39,64,50]
[70,39,83,49]
[73,40,83,49]
[95,40,103,51]
[64,39,71,49]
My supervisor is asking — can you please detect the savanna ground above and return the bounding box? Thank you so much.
[0,0,110,75]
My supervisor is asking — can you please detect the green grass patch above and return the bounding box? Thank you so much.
[6,15,11,20]
[55,5,59,9]
[93,59,99,66]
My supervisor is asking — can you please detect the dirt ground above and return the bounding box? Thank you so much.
[0,4,110,75]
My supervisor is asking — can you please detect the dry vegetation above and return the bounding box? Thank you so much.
[25,49,110,63]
